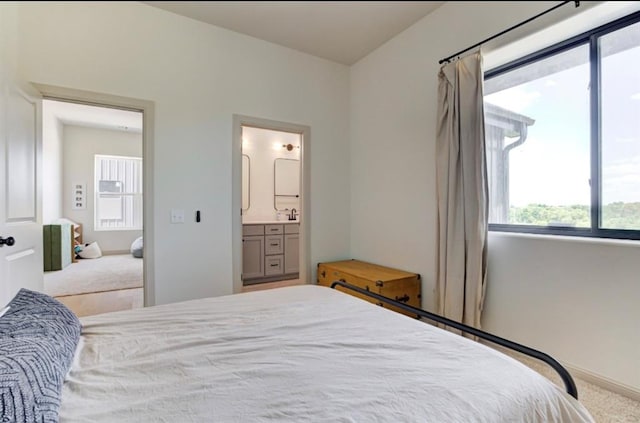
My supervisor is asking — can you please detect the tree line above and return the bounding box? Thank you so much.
[509,202,640,229]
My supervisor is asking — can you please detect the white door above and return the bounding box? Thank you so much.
[0,75,43,305]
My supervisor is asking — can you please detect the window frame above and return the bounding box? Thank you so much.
[485,10,640,241]
[94,154,143,232]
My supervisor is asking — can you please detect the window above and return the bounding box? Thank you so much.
[484,11,640,240]
[94,155,142,231]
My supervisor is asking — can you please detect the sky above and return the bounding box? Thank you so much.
[484,42,640,208]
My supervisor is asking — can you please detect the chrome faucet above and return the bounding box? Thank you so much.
[289,208,298,221]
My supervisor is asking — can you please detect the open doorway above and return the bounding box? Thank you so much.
[42,99,144,316]
[232,115,310,294]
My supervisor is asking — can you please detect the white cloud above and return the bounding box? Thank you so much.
[604,156,640,176]
[506,138,590,207]
[485,87,541,114]
[602,155,640,203]
[616,137,637,144]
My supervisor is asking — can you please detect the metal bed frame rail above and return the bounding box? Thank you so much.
[330,280,579,399]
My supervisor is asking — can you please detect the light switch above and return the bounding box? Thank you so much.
[170,209,185,224]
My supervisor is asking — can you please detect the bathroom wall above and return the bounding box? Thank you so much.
[242,126,301,222]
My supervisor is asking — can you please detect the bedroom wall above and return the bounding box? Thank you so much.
[42,104,64,224]
[14,2,350,304]
[484,233,640,394]
[62,125,143,253]
[350,1,640,393]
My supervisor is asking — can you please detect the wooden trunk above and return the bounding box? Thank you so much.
[317,259,421,317]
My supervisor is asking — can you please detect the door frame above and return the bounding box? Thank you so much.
[232,115,310,293]
[33,83,156,306]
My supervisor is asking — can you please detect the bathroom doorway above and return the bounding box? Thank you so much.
[232,115,310,293]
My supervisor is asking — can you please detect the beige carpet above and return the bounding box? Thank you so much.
[495,346,640,422]
[44,254,143,297]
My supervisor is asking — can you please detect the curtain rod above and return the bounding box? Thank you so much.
[438,1,581,65]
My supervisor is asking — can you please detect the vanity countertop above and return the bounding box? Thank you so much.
[243,220,299,225]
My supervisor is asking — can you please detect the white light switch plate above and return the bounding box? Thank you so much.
[170,209,185,223]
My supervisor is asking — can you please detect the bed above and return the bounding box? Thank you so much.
[1,284,594,422]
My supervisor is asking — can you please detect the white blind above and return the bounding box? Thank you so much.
[94,155,142,230]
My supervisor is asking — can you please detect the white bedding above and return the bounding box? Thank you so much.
[61,285,593,422]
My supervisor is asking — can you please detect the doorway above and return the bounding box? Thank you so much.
[232,115,310,293]
[41,99,145,316]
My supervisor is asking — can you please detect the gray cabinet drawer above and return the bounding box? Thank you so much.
[265,235,283,255]
[265,224,283,235]
[284,224,299,234]
[243,225,264,236]
[265,255,284,275]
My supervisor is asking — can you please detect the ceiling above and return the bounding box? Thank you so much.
[44,100,143,133]
[143,1,444,65]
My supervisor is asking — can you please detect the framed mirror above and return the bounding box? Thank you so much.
[242,154,250,211]
[274,158,300,211]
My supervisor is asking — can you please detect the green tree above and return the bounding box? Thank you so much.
[508,203,640,229]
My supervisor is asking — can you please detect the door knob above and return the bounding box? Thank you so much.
[0,236,15,247]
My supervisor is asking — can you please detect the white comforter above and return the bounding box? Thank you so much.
[61,285,593,422]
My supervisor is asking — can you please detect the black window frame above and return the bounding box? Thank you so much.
[485,10,640,241]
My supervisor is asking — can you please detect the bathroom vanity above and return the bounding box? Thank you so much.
[242,222,299,285]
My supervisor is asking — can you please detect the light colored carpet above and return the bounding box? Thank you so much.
[495,346,640,422]
[44,254,143,297]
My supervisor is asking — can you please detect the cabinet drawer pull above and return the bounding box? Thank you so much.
[270,243,279,246]
[321,270,326,278]
[395,294,410,303]
[270,228,279,231]
[270,263,279,267]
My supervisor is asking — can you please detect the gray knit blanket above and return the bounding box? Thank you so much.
[0,289,81,422]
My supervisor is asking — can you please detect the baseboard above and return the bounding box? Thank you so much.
[564,363,640,402]
[481,340,640,401]
[102,250,130,256]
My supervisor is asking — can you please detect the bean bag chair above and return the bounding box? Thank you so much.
[130,237,143,258]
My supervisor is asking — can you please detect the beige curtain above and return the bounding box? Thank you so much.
[436,52,488,329]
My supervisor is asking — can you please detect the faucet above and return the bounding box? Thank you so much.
[289,208,298,221]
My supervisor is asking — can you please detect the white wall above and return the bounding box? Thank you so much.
[350,1,640,392]
[14,2,350,304]
[62,125,143,252]
[241,126,300,222]
[484,233,640,392]
[42,104,63,224]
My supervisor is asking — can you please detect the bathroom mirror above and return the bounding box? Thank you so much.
[274,158,300,211]
[242,154,250,211]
